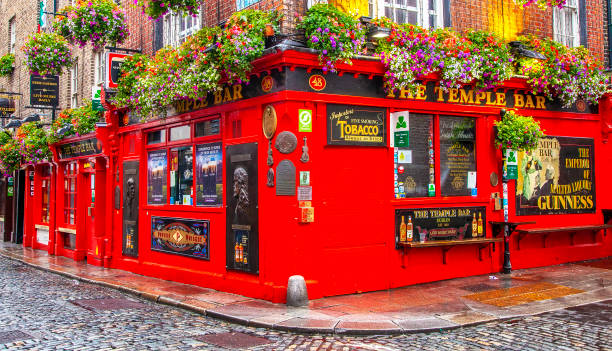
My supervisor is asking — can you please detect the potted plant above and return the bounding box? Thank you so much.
[15,122,51,165]
[0,53,15,76]
[22,32,73,76]
[494,110,544,152]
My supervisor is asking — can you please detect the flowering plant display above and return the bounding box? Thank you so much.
[495,110,545,151]
[48,100,102,144]
[136,0,199,20]
[218,10,281,83]
[15,122,51,165]
[298,4,366,72]
[517,36,608,107]
[513,0,566,9]
[0,53,15,76]
[0,132,21,176]
[22,32,72,76]
[53,0,129,50]
[112,53,150,110]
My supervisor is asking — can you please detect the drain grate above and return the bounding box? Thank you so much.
[0,331,33,344]
[69,298,146,311]
[460,283,497,293]
[195,332,272,349]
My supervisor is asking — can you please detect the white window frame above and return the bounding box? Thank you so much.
[553,0,580,48]
[8,16,16,54]
[71,63,78,108]
[94,51,104,86]
[163,11,201,47]
[377,0,443,29]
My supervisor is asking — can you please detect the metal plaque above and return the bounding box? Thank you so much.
[300,137,309,163]
[276,160,296,196]
[274,131,297,154]
[262,105,277,139]
[122,161,139,257]
[266,168,274,187]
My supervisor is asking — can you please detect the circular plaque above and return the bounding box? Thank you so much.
[262,105,277,140]
[275,131,298,154]
[490,171,499,186]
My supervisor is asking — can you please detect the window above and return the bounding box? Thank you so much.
[163,11,201,47]
[378,0,443,28]
[64,162,77,225]
[553,0,579,47]
[8,17,16,54]
[71,63,78,108]
[439,116,476,196]
[394,113,434,198]
[94,51,104,86]
[146,117,222,207]
[41,166,51,224]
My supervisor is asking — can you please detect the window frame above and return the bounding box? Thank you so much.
[94,51,104,86]
[70,62,79,108]
[553,0,580,48]
[63,162,78,226]
[145,115,222,208]
[40,165,51,224]
[163,11,201,47]
[8,16,16,54]
[377,0,444,29]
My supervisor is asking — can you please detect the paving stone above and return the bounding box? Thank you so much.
[194,331,272,348]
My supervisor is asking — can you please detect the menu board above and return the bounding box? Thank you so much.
[327,104,386,146]
[147,150,167,205]
[394,113,434,198]
[395,206,486,245]
[516,136,595,215]
[195,142,223,206]
[439,116,476,196]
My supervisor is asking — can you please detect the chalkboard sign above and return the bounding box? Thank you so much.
[327,104,386,146]
[395,206,486,246]
[439,116,476,196]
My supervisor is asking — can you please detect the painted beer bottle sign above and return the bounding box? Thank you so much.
[472,214,478,238]
[406,216,413,242]
[399,216,407,243]
[477,212,483,236]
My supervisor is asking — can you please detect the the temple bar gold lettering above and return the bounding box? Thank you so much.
[388,84,547,109]
[58,138,102,159]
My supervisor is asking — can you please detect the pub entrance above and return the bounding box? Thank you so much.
[12,170,25,244]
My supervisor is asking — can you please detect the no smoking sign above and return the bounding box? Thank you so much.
[299,109,312,132]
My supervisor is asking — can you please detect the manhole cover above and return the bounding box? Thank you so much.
[0,330,32,344]
[69,298,146,311]
[460,283,497,293]
[195,332,272,349]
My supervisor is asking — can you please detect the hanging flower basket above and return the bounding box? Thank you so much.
[15,122,51,165]
[494,110,545,152]
[0,53,15,76]
[53,0,129,50]
[136,0,200,20]
[0,132,21,176]
[48,100,102,144]
[22,32,73,76]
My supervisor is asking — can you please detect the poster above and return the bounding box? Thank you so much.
[327,104,386,146]
[439,116,476,196]
[196,142,223,206]
[395,207,486,245]
[151,217,209,260]
[515,137,595,215]
[391,111,409,147]
[147,150,167,205]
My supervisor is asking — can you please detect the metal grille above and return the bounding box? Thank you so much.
[194,332,272,349]
[69,298,146,311]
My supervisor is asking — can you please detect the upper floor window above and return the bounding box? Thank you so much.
[71,62,78,108]
[94,51,104,86]
[163,12,201,47]
[553,0,579,47]
[8,17,16,54]
[378,0,443,28]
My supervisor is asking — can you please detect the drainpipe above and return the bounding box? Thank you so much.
[608,0,612,68]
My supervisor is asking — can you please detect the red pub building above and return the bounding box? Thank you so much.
[20,47,612,302]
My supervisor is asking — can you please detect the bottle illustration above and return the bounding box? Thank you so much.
[400,216,407,243]
[472,214,478,238]
[407,216,413,242]
[477,212,483,236]
[234,242,241,263]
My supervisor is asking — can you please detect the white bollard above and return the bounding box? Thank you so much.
[286,275,308,307]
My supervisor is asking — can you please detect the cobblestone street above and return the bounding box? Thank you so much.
[0,256,610,350]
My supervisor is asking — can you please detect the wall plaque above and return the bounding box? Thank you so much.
[327,104,386,146]
[276,160,296,196]
[151,217,209,260]
[274,131,297,154]
[262,105,277,139]
[516,136,595,215]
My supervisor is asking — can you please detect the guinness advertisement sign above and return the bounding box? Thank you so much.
[30,75,59,107]
[57,138,103,159]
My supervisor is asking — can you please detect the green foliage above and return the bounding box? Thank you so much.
[22,32,73,76]
[48,100,102,144]
[0,53,15,76]
[15,122,51,165]
[495,110,545,152]
[0,131,20,175]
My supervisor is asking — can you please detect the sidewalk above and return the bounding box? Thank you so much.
[1,242,611,335]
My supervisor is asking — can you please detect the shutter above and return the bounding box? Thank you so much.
[579,0,587,47]
[443,0,451,27]
[154,20,164,53]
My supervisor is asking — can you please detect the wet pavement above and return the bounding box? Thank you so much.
[1,242,612,336]
[1,255,611,350]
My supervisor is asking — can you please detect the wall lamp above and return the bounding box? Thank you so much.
[359,16,391,41]
[508,41,546,60]
[57,125,73,136]
[21,113,41,124]
[4,119,22,129]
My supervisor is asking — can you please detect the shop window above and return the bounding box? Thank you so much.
[394,114,434,198]
[63,162,77,225]
[170,146,193,205]
[170,125,191,141]
[147,129,166,145]
[147,150,168,205]
[41,165,51,224]
[439,116,476,197]
[195,119,220,138]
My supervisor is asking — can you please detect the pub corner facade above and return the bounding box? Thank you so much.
[18,46,612,302]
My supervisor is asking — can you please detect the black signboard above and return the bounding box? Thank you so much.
[195,142,223,206]
[0,94,17,117]
[226,143,258,274]
[516,136,595,215]
[147,150,167,205]
[30,75,59,107]
[327,104,386,146]
[151,217,210,260]
[122,161,139,257]
[395,207,486,246]
[57,138,103,159]
[439,116,476,196]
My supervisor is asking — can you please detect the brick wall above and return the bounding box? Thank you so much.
[605,0,609,68]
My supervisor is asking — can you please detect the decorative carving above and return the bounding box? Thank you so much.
[126,177,136,218]
[262,105,277,139]
[300,137,309,163]
[267,168,274,187]
[275,131,297,154]
[267,140,273,166]
[233,167,249,224]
